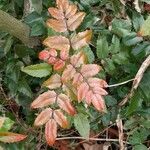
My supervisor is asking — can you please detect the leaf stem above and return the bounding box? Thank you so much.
[107,79,134,88]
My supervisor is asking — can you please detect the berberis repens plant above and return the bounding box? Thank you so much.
[30,0,108,146]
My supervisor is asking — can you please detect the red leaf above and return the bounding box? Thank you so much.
[81,64,101,77]
[57,94,76,116]
[72,73,83,86]
[71,30,92,50]
[54,109,69,128]
[39,50,50,60]
[88,78,108,88]
[42,74,62,89]
[70,52,86,67]
[62,65,76,81]
[54,59,65,70]
[60,49,69,60]
[65,4,77,18]
[47,19,67,32]
[91,94,106,112]
[48,7,64,20]
[85,90,92,105]
[34,108,52,126]
[43,35,70,52]
[48,57,57,64]
[49,48,58,57]
[67,12,85,31]
[31,90,56,109]
[0,132,27,143]
[56,0,69,12]
[45,119,57,146]
[93,86,108,96]
[77,82,89,102]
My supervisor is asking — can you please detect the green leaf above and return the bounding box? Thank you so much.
[103,58,116,75]
[78,13,100,31]
[30,0,43,14]
[101,112,111,126]
[111,18,131,37]
[18,80,32,98]
[133,144,148,150]
[110,35,120,54]
[4,36,13,55]
[82,45,95,63]
[123,33,143,46]
[132,12,144,32]
[21,63,52,78]
[96,36,109,59]
[30,22,46,36]
[140,16,150,36]
[74,113,90,139]
[105,96,117,107]
[132,42,150,57]
[112,51,128,65]
[0,118,14,132]
[126,92,143,116]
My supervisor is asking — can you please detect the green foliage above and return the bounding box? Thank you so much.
[0,117,14,132]
[21,63,52,78]
[74,113,90,139]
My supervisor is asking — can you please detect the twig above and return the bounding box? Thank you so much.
[119,54,150,106]
[107,79,134,88]
[56,137,129,144]
[116,114,124,150]
[119,0,125,6]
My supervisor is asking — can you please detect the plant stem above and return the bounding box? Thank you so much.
[56,136,129,144]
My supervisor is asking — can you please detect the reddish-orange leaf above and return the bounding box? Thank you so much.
[70,52,86,67]
[43,36,70,51]
[48,7,64,20]
[60,49,69,60]
[49,48,58,57]
[88,78,108,88]
[47,19,67,32]
[93,86,108,96]
[77,82,89,102]
[65,4,77,18]
[31,90,56,109]
[92,94,106,112]
[0,132,27,143]
[71,30,92,50]
[67,12,85,31]
[39,50,50,60]
[34,108,52,126]
[56,0,69,12]
[54,109,69,128]
[42,74,62,89]
[62,65,76,82]
[72,73,83,86]
[57,94,76,116]
[48,57,57,64]
[54,59,65,70]
[81,64,101,77]
[85,90,93,105]
[45,119,57,146]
